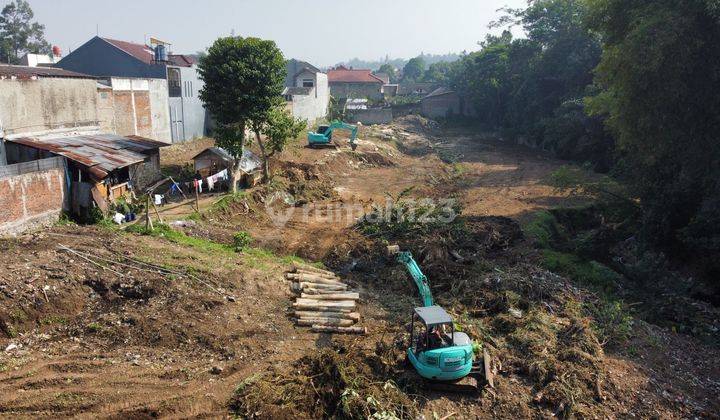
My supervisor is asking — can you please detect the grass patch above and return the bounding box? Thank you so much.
[523,210,560,249]
[541,250,620,295]
[127,223,234,255]
[212,192,248,213]
[40,316,67,325]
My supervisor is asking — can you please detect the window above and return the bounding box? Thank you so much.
[168,68,181,97]
[302,78,314,88]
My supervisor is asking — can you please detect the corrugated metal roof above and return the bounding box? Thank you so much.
[0,64,94,79]
[7,133,169,179]
[423,87,455,99]
[192,147,261,173]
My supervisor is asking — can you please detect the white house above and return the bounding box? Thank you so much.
[283,59,329,124]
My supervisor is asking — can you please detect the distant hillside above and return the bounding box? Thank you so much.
[336,53,460,71]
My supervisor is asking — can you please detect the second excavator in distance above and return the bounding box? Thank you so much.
[307,120,358,150]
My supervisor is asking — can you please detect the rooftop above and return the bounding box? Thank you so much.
[414,305,453,326]
[423,87,455,99]
[101,37,194,67]
[328,66,384,84]
[0,64,93,80]
[7,133,169,179]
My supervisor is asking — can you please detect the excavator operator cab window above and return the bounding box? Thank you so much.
[411,313,455,353]
[317,125,329,134]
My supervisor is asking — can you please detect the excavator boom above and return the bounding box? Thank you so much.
[396,251,434,307]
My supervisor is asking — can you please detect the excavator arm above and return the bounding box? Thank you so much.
[395,250,434,307]
[327,121,358,150]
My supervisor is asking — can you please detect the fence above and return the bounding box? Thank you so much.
[0,156,65,179]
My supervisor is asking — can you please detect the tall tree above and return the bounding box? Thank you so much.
[0,0,50,64]
[376,63,397,83]
[585,0,720,283]
[402,56,425,81]
[198,36,286,188]
[422,61,452,84]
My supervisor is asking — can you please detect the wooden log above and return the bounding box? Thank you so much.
[483,348,494,388]
[285,273,345,285]
[294,268,340,279]
[294,298,355,307]
[299,282,348,291]
[291,264,336,277]
[311,325,366,334]
[301,287,353,295]
[293,302,356,311]
[300,292,359,300]
[293,311,360,321]
[295,318,355,327]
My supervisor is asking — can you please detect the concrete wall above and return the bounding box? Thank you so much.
[96,78,171,142]
[0,160,67,236]
[289,72,329,124]
[168,66,207,142]
[346,108,393,125]
[421,93,461,118]
[0,78,99,137]
[421,93,476,119]
[57,36,166,79]
[329,82,383,100]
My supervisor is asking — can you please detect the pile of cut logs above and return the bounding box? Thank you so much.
[286,264,365,334]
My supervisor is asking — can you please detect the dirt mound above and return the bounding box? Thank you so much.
[230,344,418,419]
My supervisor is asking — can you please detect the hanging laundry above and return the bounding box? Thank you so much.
[207,176,215,191]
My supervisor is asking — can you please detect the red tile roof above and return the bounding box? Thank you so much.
[102,37,156,64]
[328,67,384,84]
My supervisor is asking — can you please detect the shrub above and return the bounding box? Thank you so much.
[233,231,253,252]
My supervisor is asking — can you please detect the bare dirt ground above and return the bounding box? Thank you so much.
[1,116,718,418]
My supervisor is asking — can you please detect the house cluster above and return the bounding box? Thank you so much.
[0,32,471,236]
[0,35,218,236]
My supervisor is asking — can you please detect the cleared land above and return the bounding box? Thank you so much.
[0,116,718,418]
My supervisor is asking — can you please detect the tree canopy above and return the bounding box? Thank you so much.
[0,0,50,64]
[402,56,425,81]
[198,36,286,187]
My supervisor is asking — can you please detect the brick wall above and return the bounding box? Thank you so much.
[0,159,67,236]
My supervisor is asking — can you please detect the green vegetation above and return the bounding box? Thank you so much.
[127,223,234,255]
[0,0,51,64]
[232,231,252,252]
[211,192,248,213]
[198,35,286,187]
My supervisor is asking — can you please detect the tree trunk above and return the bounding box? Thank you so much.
[254,130,270,182]
[230,158,243,193]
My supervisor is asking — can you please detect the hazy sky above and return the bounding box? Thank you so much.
[16,0,527,67]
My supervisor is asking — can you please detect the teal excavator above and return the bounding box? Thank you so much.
[307,121,358,150]
[387,246,482,389]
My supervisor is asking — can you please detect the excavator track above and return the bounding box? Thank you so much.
[423,361,486,394]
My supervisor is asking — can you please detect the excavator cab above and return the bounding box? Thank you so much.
[408,306,474,381]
